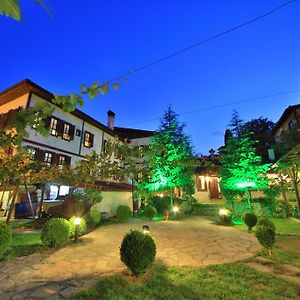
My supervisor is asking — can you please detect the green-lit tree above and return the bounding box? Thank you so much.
[220,134,270,212]
[240,117,275,162]
[138,107,196,207]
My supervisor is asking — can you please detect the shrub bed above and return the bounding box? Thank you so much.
[117,205,131,222]
[84,210,101,228]
[144,206,157,220]
[0,222,12,257]
[41,218,70,247]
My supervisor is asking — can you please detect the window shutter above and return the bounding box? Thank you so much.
[65,156,71,166]
[35,149,44,161]
[90,133,94,147]
[69,125,75,140]
[57,120,64,137]
[44,116,51,128]
[52,153,59,165]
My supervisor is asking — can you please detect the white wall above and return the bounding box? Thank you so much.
[92,191,132,217]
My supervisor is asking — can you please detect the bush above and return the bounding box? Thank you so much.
[84,210,101,228]
[144,206,157,220]
[147,196,170,214]
[242,213,258,232]
[255,225,276,255]
[117,205,131,222]
[69,216,87,237]
[258,218,275,231]
[218,208,232,225]
[120,230,156,276]
[0,222,12,257]
[41,218,70,247]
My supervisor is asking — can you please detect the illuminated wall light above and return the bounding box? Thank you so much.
[172,206,179,213]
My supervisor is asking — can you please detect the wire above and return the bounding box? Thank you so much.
[107,0,297,84]
[123,88,300,126]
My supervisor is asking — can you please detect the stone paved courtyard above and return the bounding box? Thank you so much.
[0,216,260,299]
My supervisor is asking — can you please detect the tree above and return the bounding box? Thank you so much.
[220,134,269,212]
[240,117,275,162]
[275,146,300,215]
[0,0,52,21]
[138,107,196,207]
[229,110,244,137]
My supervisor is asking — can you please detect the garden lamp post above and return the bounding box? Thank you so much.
[172,206,179,219]
[142,225,150,234]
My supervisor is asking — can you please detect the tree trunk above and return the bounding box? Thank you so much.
[245,188,252,210]
[170,188,173,209]
[25,184,36,221]
[6,184,19,225]
[290,169,300,213]
[38,186,45,218]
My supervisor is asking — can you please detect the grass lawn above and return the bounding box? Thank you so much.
[234,217,300,235]
[268,235,300,268]
[71,263,300,300]
[234,217,300,268]
[1,232,46,261]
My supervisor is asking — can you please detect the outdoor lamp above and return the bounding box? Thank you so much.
[172,206,179,213]
[142,225,150,234]
[218,208,228,216]
[74,217,81,243]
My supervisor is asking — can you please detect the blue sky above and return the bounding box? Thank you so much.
[1,0,300,154]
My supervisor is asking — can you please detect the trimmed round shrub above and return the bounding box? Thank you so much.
[258,218,275,231]
[242,213,258,232]
[0,222,12,257]
[84,210,101,228]
[255,225,276,255]
[120,230,156,276]
[41,218,71,247]
[144,206,157,220]
[117,205,131,222]
[69,216,87,237]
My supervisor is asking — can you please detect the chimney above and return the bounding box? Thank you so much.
[107,110,115,130]
[209,148,215,159]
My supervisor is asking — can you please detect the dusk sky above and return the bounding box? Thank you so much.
[1,0,300,154]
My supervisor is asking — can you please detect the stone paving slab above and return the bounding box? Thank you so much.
[0,216,260,299]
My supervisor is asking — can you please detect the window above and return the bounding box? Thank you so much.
[49,118,58,136]
[58,155,66,168]
[44,152,53,167]
[137,172,142,183]
[288,121,295,129]
[196,176,207,192]
[84,131,94,148]
[84,131,90,147]
[62,124,70,140]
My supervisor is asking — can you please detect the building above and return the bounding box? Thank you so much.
[194,149,222,203]
[0,79,154,217]
[273,104,300,142]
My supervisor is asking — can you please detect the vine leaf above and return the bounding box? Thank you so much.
[0,0,21,21]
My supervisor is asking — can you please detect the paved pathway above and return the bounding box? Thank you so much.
[0,216,260,299]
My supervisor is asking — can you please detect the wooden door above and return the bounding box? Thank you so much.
[209,178,220,199]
